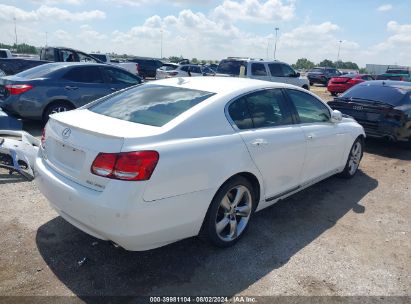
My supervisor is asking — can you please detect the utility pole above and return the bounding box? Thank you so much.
[45,32,48,47]
[273,27,279,60]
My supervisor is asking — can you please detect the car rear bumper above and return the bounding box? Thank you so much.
[35,156,214,251]
[327,83,351,93]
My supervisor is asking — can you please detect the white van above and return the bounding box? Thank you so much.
[216,58,310,90]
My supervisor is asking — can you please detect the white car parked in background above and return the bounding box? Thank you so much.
[217,58,310,90]
[156,64,215,79]
[90,53,140,76]
[35,77,365,251]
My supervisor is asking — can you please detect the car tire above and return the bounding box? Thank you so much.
[331,92,338,96]
[339,137,364,178]
[43,101,74,123]
[302,84,310,90]
[199,176,255,248]
[309,82,314,86]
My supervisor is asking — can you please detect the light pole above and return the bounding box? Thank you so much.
[337,40,342,63]
[273,27,279,60]
[160,29,163,59]
[14,17,18,47]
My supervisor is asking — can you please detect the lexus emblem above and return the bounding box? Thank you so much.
[62,128,71,139]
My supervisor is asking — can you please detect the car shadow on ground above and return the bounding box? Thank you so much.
[36,171,377,299]
[364,138,411,161]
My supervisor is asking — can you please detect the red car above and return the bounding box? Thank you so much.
[327,74,374,96]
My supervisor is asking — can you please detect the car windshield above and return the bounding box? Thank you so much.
[89,84,215,127]
[341,84,409,106]
[385,69,409,74]
[217,60,246,75]
[15,63,62,79]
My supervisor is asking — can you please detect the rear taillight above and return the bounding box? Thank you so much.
[41,128,46,148]
[91,151,159,181]
[5,84,33,95]
[347,79,362,84]
[167,72,178,77]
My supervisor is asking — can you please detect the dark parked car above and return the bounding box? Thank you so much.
[128,57,163,78]
[329,81,411,146]
[0,58,49,76]
[0,63,142,122]
[307,67,341,86]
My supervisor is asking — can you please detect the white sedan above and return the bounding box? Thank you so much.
[35,77,365,251]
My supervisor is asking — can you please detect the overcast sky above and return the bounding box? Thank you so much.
[0,0,410,67]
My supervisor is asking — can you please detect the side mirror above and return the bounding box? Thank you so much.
[295,72,301,77]
[331,110,343,123]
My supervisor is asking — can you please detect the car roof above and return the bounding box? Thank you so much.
[151,76,299,94]
[358,80,411,91]
[221,58,289,65]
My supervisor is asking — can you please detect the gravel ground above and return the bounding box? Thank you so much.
[0,85,410,300]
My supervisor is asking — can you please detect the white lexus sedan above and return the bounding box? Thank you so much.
[35,77,365,251]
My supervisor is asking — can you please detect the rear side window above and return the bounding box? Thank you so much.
[0,50,8,58]
[280,64,296,77]
[287,89,330,123]
[103,67,141,85]
[62,66,104,83]
[251,63,267,76]
[217,60,247,76]
[89,85,215,127]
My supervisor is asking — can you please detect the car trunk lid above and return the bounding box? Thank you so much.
[42,109,161,191]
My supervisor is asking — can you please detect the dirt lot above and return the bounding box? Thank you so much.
[0,86,410,300]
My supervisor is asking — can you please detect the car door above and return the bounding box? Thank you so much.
[249,63,271,82]
[101,66,141,92]
[59,66,111,107]
[190,66,203,76]
[227,89,306,200]
[285,89,348,183]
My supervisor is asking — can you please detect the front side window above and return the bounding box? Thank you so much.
[104,67,141,85]
[268,63,283,77]
[251,63,267,76]
[287,89,330,123]
[228,89,292,129]
[62,66,104,83]
[280,64,296,77]
[89,85,215,127]
[78,52,98,63]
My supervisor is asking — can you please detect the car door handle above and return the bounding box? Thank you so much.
[65,86,78,90]
[110,88,118,92]
[307,134,314,140]
[250,139,268,146]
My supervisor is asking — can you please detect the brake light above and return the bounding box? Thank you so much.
[91,151,159,181]
[5,84,33,95]
[41,128,46,148]
[347,78,361,84]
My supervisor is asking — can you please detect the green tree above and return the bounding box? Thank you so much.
[318,59,335,68]
[293,58,315,70]
[191,58,198,64]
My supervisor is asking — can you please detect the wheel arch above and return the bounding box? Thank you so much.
[42,99,75,120]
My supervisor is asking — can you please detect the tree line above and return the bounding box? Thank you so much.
[292,58,362,71]
[0,43,38,54]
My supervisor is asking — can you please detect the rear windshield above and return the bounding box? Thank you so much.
[217,60,247,75]
[16,63,61,79]
[341,84,409,106]
[309,68,324,73]
[91,54,107,62]
[89,84,215,127]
